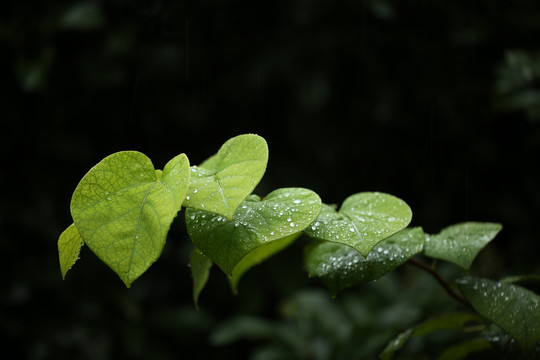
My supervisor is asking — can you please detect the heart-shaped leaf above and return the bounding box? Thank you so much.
[190,248,213,309]
[183,134,268,219]
[305,227,425,296]
[456,276,540,352]
[423,222,502,270]
[303,192,412,257]
[70,151,190,287]
[58,223,84,279]
[185,188,322,289]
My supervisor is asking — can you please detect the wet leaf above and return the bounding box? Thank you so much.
[305,227,424,295]
[190,248,213,309]
[186,188,321,289]
[58,223,84,279]
[70,151,190,287]
[183,134,268,219]
[423,222,502,270]
[457,276,540,352]
[303,192,412,257]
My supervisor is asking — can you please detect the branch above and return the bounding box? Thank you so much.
[407,257,472,309]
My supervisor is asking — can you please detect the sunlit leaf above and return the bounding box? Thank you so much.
[70,151,190,287]
[190,248,213,309]
[305,227,424,296]
[303,192,412,257]
[457,276,540,352]
[186,188,321,289]
[58,223,84,279]
[183,134,268,219]
[423,222,502,270]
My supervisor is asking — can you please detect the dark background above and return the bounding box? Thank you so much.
[2,0,540,359]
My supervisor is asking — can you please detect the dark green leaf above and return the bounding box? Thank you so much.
[305,227,424,296]
[423,222,502,270]
[186,188,321,289]
[437,338,492,360]
[457,276,540,352]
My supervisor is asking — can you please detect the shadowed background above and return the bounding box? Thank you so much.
[2,0,540,358]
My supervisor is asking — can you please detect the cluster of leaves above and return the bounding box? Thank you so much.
[58,134,540,358]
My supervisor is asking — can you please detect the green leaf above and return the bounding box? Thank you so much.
[303,192,412,257]
[58,223,84,279]
[457,276,540,352]
[500,274,540,284]
[437,338,492,360]
[423,222,502,270]
[413,312,484,336]
[70,151,191,287]
[380,312,484,360]
[305,227,424,296]
[190,248,213,309]
[380,328,414,360]
[183,134,268,219]
[186,188,321,287]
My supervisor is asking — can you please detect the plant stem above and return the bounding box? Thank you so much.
[407,257,472,309]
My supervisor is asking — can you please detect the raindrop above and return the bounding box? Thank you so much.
[193,189,198,193]
[293,200,301,204]
[290,222,295,227]
[287,217,292,222]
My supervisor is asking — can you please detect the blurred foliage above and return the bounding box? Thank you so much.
[495,50,540,121]
[2,0,540,358]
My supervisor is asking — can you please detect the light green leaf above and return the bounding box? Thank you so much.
[58,223,84,279]
[190,248,213,309]
[423,222,503,270]
[70,151,191,287]
[380,312,484,360]
[186,188,321,287]
[183,134,268,219]
[305,227,424,296]
[303,192,412,257]
[437,338,492,360]
[457,276,540,352]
